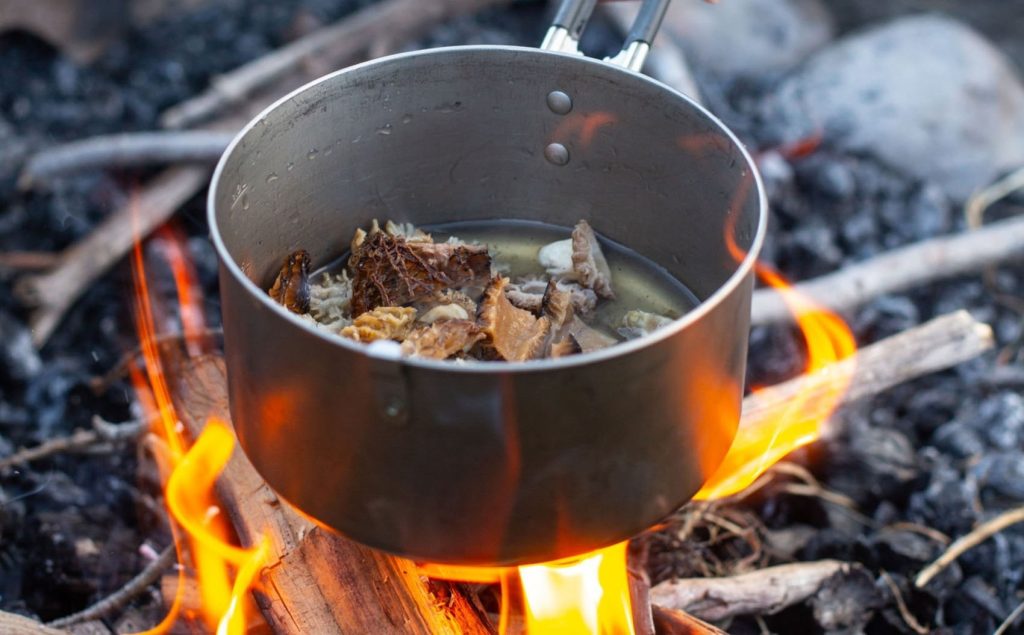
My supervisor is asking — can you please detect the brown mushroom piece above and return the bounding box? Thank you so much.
[340,306,417,342]
[567,316,617,354]
[401,320,484,360]
[539,280,581,358]
[349,232,491,316]
[477,277,551,361]
[571,219,615,299]
[268,249,312,314]
[505,277,597,316]
[618,309,674,340]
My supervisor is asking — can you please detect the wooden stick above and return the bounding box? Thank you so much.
[15,166,209,346]
[915,505,1024,588]
[0,611,65,635]
[47,544,177,628]
[0,251,61,271]
[19,131,235,187]
[743,310,993,425]
[752,215,1024,326]
[168,355,492,635]
[0,416,145,471]
[650,560,850,622]
[160,0,511,129]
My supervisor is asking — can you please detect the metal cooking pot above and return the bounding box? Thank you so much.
[209,0,767,566]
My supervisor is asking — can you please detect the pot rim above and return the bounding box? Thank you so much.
[208,44,768,374]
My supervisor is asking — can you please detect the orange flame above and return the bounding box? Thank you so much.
[520,542,634,635]
[128,215,267,634]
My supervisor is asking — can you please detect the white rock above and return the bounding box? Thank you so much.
[647,0,834,80]
[762,15,1024,200]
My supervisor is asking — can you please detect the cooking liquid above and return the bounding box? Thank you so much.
[315,219,700,341]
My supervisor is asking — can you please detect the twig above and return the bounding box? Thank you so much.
[0,611,65,635]
[15,166,209,346]
[880,571,928,635]
[0,251,61,272]
[160,0,510,129]
[994,597,1024,635]
[19,131,235,187]
[743,310,993,425]
[915,506,1024,588]
[0,416,145,471]
[47,544,177,628]
[650,560,851,621]
[752,215,1024,326]
[966,166,1024,230]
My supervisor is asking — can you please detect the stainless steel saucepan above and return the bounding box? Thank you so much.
[208,0,767,566]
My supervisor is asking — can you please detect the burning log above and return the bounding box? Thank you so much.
[167,355,493,635]
[752,215,1024,326]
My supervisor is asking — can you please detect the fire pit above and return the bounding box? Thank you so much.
[1,0,1023,633]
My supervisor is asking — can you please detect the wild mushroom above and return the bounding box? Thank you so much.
[340,306,417,342]
[401,320,483,359]
[268,249,311,314]
[571,219,615,299]
[477,277,551,361]
[618,309,674,340]
[506,276,597,315]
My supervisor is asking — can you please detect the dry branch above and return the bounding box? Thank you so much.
[650,560,850,622]
[752,215,1024,326]
[160,0,511,129]
[15,166,209,346]
[0,416,145,471]
[19,131,235,187]
[915,505,1024,588]
[742,310,993,425]
[47,544,177,629]
[168,355,492,635]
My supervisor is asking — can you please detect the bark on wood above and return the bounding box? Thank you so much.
[160,0,512,129]
[650,560,850,622]
[168,355,493,635]
[752,215,1024,326]
[0,611,65,635]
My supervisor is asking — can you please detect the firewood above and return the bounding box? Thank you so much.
[0,611,64,635]
[650,560,852,622]
[752,215,1024,326]
[19,131,235,188]
[167,355,493,635]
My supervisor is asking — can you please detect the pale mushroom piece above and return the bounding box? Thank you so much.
[538,238,575,278]
[618,309,675,340]
[418,303,470,324]
[340,306,417,342]
[385,219,432,242]
[506,276,598,315]
[571,219,615,299]
[401,319,483,359]
[567,316,618,354]
[477,277,551,361]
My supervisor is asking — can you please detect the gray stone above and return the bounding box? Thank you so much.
[762,15,1024,200]
[635,0,834,80]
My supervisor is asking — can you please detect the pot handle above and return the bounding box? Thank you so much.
[541,0,672,72]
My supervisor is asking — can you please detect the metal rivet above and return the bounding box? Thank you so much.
[544,143,570,166]
[547,90,573,115]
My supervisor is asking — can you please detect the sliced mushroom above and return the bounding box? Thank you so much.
[401,319,483,359]
[506,276,597,316]
[550,335,583,358]
[418,303,470,324]
[618,309,674,340]
[340,306,417,342]
[477,277,551,361]
[349,232,491,316]
[540,280,581,358]
[567,316,617,354]
[571,219,615,299]
[538,238,575,278]
[268,249,311,314]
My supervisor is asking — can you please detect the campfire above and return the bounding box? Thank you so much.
[2,0,1024,634]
